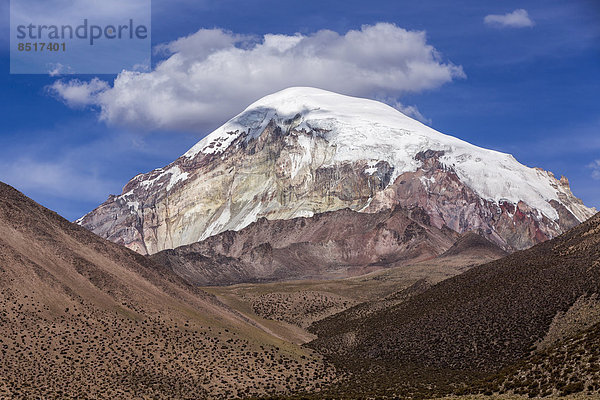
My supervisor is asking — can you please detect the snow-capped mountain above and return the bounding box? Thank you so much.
[78,87,596,255]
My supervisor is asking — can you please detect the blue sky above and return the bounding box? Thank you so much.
[0,0,599,220]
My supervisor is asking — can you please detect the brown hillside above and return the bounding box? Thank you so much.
[309,212,600,395]
[0,182,335,399]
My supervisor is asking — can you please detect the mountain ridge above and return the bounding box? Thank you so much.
[78,87,595,255]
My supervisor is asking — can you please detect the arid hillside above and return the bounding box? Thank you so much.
[5,177,598,399]
[0,182,336,399]
[308,212,600,397]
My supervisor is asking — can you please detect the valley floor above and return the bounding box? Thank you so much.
[202,251,484,344]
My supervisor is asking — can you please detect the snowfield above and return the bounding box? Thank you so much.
[184,87,592,222]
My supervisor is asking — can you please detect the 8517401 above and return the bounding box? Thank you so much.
[17,42,66,52]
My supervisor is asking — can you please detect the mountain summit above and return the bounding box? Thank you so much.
[78,87,595,254]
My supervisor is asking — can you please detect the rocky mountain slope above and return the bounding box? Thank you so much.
[482,320,600,397]
[150,205,456,285]
[0,182,336,399]
[202,232,507,345]
[308,211,600,397]
[77,87,595,255]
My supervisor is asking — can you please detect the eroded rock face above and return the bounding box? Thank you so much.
[150,206,457,286]
[79,124,394,254]
[363,151,586,251]
[78,87,595,255]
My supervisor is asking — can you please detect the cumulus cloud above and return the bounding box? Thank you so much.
[49,23,464,132]
[49,78,110,108]
[484,9,534,28]
[589,160,600,180]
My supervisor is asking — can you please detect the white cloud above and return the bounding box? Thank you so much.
[48,63,74,77]
[385,100,432,125]
[371,94,432,124]
[589,160,600,180]
[484,9,534,28]
[49,78,110,108]
[49,23,464,133]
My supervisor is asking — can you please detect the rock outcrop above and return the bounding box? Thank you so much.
[150,205,457,285]
[77,87,595,254]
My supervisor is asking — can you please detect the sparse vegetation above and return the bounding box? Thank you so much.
[249,291,357,328]
[305,212,600,398]
[0,182,338,399]
[2,180,600,399]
